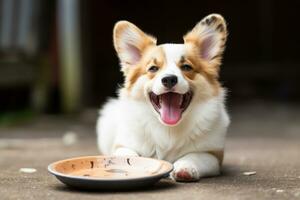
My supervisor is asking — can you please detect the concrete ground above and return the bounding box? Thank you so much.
[0,101,300,200]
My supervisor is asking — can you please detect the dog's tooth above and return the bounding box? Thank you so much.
[159,96,162,104]
[180,95,183,105]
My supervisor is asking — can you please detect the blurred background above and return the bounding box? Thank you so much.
[1,1,300,198]
[0,0,299,125]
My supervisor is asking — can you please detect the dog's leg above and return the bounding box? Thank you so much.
[113,147,139,157]
[172,152,220,182]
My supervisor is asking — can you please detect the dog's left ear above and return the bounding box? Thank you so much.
[113,21,157,72]
[184,14,227,65]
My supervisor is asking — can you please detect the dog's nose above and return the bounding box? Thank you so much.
[162,75,178,89]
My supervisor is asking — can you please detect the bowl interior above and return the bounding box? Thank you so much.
[49,156,173,180]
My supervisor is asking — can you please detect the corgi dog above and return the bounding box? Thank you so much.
[97,14,230,181]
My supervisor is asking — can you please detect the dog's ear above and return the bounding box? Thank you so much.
[113,21,156,71]
[184,14,227,65]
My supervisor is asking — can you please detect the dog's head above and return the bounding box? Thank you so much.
[113,14,227,126]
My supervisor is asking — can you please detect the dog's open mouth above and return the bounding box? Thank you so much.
[149,91,193,125]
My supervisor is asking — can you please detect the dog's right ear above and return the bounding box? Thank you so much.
[113,21,156,72]
[184,14,227,66]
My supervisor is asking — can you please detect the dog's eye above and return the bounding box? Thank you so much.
[148,66,159,73]
[181,64,193,71]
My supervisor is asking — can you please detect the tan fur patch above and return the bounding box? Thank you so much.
[183,14,227,67]
[182,14,227,96]
[183,43,220,95]
[125,66,144,89]
[176,56,198,80]
[113,21,156,59]
[125,46,166,90]
[113,21,157,77]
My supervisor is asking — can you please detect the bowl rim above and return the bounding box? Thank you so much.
[48,155,174,182]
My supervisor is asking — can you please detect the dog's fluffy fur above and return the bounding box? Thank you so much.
[97,14,230,181]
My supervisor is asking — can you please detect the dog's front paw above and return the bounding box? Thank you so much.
[172,161,200,182]
[113,147,139,157]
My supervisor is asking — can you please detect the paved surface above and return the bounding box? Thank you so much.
[0,102,300,200]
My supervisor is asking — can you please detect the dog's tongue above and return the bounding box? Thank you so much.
[159,93,182,125]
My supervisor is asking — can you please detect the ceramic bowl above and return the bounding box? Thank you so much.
[48,155,173,190]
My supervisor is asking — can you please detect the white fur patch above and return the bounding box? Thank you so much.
[172,152,220,181]
[97,89,229,170]
[151,44,189,95]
